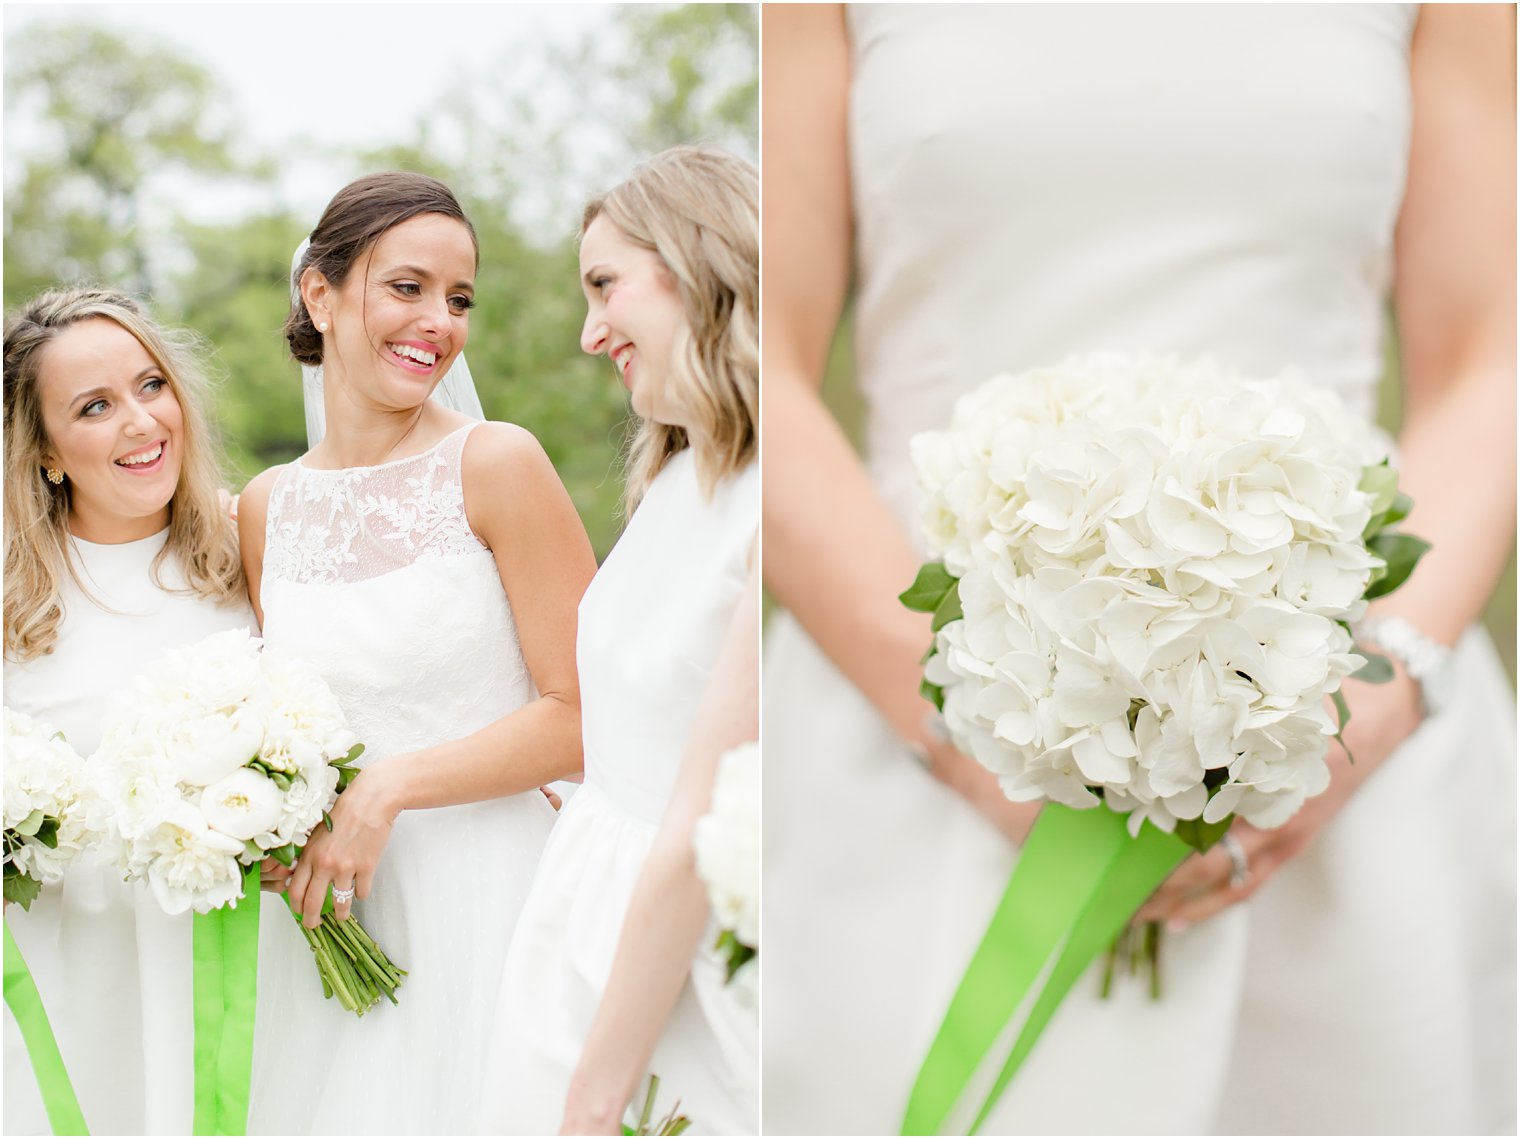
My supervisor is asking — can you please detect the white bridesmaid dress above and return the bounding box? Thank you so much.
[3,530,254,1135]
[762,5,1516,1135]
[246,423,558,1135]
[482,449,760,1135]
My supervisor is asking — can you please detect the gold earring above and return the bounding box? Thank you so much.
[44,467,64,485]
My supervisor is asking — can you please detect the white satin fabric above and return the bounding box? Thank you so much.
[482,451,760,1135]
[247,423,557,1135]
[3,531,255,1135]
[763,5,1516,1134]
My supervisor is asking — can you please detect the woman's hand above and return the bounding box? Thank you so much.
[286,762,403,927]
[259,856,294,894]
[558,1100,622,1135]
[1137,669,1424,930]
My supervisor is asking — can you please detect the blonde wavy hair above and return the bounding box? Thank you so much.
[4,287,245,662]
[582,147,758,515]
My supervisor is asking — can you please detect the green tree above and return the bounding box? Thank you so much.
[3,23,247,301]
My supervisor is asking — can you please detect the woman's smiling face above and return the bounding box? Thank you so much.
[37,316,185,543]
[311,212,478,412]
[578,214,690,427]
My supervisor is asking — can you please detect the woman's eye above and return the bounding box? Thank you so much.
[449,295,476,314]
[81,399,109,418]
[394,281,422,297]
[592,276,612,292]
[141,377,168,396]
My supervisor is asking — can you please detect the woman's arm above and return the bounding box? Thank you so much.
[1143,2,1516,927]
[559,557,760,1136]
[761,3,1038,843]
[235,466,280,629]
[288,422,597,925]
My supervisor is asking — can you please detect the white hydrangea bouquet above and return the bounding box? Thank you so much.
[4,709,95,911]
[899,355,1428,1135]
[694,741,759,1003]
[4,709,96,1134]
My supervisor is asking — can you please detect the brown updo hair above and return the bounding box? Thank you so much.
[285,172,479,366]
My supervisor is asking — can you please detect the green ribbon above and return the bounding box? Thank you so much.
[901,805,1190,1136]
[3,920,88,1135]
[192,864,261,1136]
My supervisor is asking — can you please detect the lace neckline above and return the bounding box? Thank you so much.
[296,423,476,476]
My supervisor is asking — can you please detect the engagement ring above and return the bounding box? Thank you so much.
[332,885,356,904]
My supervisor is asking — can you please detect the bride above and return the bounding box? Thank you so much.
[238,172,596,1135]
[762,5,1515,1135]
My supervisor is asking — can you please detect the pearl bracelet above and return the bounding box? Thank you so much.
[1354,614,1453,719]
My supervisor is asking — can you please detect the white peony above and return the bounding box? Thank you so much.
[201,768,285,842]
[694,742,759,950]
[140,803,246,915]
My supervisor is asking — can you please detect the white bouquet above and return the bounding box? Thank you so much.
[899,354,1428,1133]
[88,628,404,1014]
[694,740,759,998]
[3,709,95,910]
[907,354,1424,842]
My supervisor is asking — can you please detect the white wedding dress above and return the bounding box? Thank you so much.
[481,449,760,1135]
[246,423,557,1135]
[3,530,254,1135]
[763,6,1516,1135]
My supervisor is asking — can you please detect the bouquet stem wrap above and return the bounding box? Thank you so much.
[191,863,261,1136]
[901,806,1189,1136]
[3,920,88,1135]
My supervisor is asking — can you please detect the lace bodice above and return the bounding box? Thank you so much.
[259,423,533,763]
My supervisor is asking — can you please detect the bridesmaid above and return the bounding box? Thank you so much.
[3,287,254,1134]
[482,147,759,1135]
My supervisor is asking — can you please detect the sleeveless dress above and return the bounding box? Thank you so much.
[3,530,254,1135]
[246,423,557,1135]
[763,6,1517,1135]
[481,449,759,1135]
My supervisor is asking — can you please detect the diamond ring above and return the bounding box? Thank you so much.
[331,884,356,905]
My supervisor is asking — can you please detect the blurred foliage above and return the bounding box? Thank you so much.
[4,5,757,561]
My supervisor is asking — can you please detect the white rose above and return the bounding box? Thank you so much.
[201,768,284,842]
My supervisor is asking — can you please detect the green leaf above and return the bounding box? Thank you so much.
[322,810,335,833]
[270,843,297,867]
[343,742,366,765]
[13,809,46,837]
[1364,533,1432,600]
[3,872,42,911]
[336,765,359,792]
[899,562,957,614]
[1330,688,1356,764]
[1358,461,1399,517]
[32,819,58,849]
[1351,651,1394,684]
[920,676,945,712]
[1172,814,1233,854]
[268,770,292,792]
[929,581,963,632]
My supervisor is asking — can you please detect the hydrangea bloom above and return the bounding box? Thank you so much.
[910,354,1408,836]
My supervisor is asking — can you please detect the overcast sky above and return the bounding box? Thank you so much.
[3,2,631,226]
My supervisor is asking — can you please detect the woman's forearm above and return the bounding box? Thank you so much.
[1374,362,1515,644]
[562,837,710,1133]
[763,372,936,744]
[361,693,583,815]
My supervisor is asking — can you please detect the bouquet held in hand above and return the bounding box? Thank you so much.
[88,627,404,1014]
[900,354,1427,1134]
[4,709,95,910]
